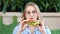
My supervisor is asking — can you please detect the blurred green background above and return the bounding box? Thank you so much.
[0,16,18,34]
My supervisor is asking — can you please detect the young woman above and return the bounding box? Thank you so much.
[13,2,51,34]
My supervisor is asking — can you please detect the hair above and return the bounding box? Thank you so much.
[21,2,43,21]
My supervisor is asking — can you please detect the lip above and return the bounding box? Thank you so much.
[30,18,33,19]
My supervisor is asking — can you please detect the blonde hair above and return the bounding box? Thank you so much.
[21,2,43,21]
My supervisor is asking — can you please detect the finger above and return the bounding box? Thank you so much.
[37,25,41,28]
[37,20,44,25]
[20,20,27,25]
[23,20,28,23]
[40,20,45,26]
[22,20,28,25]
[20,20,28,26]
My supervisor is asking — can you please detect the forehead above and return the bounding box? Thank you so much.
[26,6,36,11]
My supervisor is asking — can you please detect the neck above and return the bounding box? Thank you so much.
[29,25,36,34]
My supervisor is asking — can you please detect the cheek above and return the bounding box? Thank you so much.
[33,14,37,19]
[34,13,37,17]
[26,14,30,18]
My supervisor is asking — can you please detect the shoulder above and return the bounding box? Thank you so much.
[14,25,20,30]
[12,25,29,34]
[44,26,51,34]
[36,25,51,34]
[12,25,20,34]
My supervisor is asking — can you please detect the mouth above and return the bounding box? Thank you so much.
[30,18,33,19]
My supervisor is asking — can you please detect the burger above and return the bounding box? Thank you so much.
[27,19,41,26]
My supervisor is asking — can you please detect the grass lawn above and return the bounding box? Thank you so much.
[0,16,60,34]
[0,16,18,34]
[51,29,60,34]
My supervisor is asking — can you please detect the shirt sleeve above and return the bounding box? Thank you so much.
[12,25,20,34]
[45,28,51,34]
[35,26,51,34]
[22,29,28,34]
[12,25,28,34]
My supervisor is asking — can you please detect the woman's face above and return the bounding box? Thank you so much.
[25,6,38,20]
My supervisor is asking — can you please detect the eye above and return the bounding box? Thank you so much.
[27,11,30,14]
[32,10,36,13]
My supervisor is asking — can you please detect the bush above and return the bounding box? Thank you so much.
[1,0,59,13]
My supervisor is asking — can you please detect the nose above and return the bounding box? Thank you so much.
[30,13,33,17]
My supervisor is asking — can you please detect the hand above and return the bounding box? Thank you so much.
[37,20,46,34]
[18,18,28,33]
